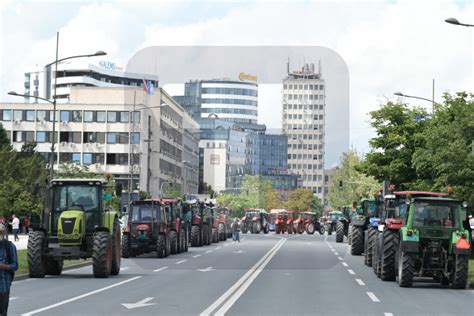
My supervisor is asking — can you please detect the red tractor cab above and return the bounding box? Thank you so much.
[274,209,288,234]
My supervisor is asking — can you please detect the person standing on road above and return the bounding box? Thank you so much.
[10,216,19,242]
[231,218,240,242]
[0,223,18,316]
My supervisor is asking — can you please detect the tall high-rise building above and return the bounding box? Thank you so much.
[282,62,325,201]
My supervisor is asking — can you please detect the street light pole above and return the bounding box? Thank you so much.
[445,18,474,27]
[393,91,442,113]
[50,32,59,180]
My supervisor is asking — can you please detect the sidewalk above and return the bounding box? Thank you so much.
[7,233,28,250]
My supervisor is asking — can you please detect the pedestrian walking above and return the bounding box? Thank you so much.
[10,216,19,242]
[231,217,240,242]
[0,223,18,316]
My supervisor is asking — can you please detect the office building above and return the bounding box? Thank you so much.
[282,62,326,201]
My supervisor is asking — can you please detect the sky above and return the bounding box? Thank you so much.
[0,0,472,167]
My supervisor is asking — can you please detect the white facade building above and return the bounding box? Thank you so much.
[0,86,199,197]
[282,63,326,201]
[23,60,159,103]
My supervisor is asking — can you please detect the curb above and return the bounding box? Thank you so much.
[13,262,92,282]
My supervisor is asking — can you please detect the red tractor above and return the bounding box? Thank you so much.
[162,199,188,254]
[274,209,288,234]
[185,200,213,247]
[215,207,232,241]
[294,212,325,235]
[122,199,171,258]
[286,210,296,234]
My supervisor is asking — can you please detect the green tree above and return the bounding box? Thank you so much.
[0,123,11,150]
[359,102,429,189]
[164,183,182,199]
[412,92,474,209]
[240,175,273,209]
[286,189,313,215]
[311,196,323,216]
[329,150,380,210]
[55,162,97,179]
[265,189,283,211]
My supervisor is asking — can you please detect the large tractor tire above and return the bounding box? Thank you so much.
[203,224,210,245]
[121,235,130,258]
[327,225,332,235]
[156,234,166,258]
[381,229,399,281]
[252,222,261,234]
[397,249,415,288]
[179,229,186,253]
[184,228,189,252]
[306,223,315,235]
[212,228,218,243]
[241,224,248,234]
[170,231,178,254]
[372,241,380,278]
[275,225,281,234]
[348,228,352,246]
[45,258,63,276]
[28,231,46,278]
[218,223,226,241]
[335,222,344,243]
[318,225,325,235]
[451,254,468,289]
[264,224,269,234]
[110,220,121,276]
[92,231,113,278]
[350,227,364,256]
[365,227,376,267]
[190,225,200,247]
[165,233,171,257]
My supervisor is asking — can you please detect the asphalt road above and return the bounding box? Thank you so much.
[9,233,474,316]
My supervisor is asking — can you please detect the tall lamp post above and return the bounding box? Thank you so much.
[8,32,105,179]
[393,91,442,114]
[445,18,474,27]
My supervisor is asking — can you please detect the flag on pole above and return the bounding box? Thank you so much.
[143,79,154,95]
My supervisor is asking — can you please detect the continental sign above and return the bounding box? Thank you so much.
[239,72,257,82]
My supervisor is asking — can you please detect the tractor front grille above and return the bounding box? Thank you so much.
[61,218,76,234]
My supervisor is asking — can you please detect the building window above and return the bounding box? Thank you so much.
[283,84,287,89]
[96,111,106,122]
[37,110,48,122]
[84,111,93,122]
[72,153,81,163]
[289,84,292,89]
[36,131,48,142]
[26,110,35,122]
[131,111,140,123]
[107,133,117,144]
[60,111,70,122]
[13,131,23,142]
[83,153,92,165]
[13,110,23,121]
[131,132,140,144]
[72,110,82,123]
[320,85,324,90]
[107,111,117,123]
[1,110,12,121]
[120,111,129,123]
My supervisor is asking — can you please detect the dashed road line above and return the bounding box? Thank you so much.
[175,259,187,265]
[205,250,213,254]
[367,292,380,302]
[192,254,202,258]
[355,279,365,286]
[384,313,393,316]
[334,252,339,255]
[337,257,343,261]
[153,266,168,272]
[342,262,348,267]
[348,269,355,275]
[215,247,221,250]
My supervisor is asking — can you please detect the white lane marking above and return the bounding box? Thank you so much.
[337,257,343,261]
[224,244,229,247]
[348,269,355,275]
[121,267,131,271]
[215,247,221,250]
[367,292,380,302]
[233,250,245,254]
[122,297,156,309]
[205,250,213,254]
[197,266,215,272]
[11,297,19,301]
[384,313,393,316]
[192,254,202,258]
[355,279,366,286]
[153,266,168,272]
[22,276,142,316]
[175,260,187,265]
[334,252,339,256]
[342,262,348,267]
[201,238,286,316]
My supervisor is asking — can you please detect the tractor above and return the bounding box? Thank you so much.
[186,200,213,247]
[286,210,296,234]
[372,191,448,281]
[274,209,289,234]
[251,209,270,234]
[162,199,188,254]
[240,209,262,234]
[121,198,171,258]
[349,197,379,256]
[268,209,281,232]
[28,178,122,278]
[396,194,470,288]
[326,211,344,235]
[210,207,220,243]
[364,193,384,267]
[294,212,325,235]
[335,206,351,243]
[215,207,232,241]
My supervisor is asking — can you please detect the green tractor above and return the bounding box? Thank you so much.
[350,197,380,256]
[396,194,471,288]
[28,179,122,278]
[335,206,351,243]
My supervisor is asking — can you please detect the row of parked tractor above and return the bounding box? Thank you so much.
[121,198,233,258]
[331,189,472,289]
[239,208,325,235]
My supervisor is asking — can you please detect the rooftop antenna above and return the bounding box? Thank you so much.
[287,56,290,74]
[318,59,322,76]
